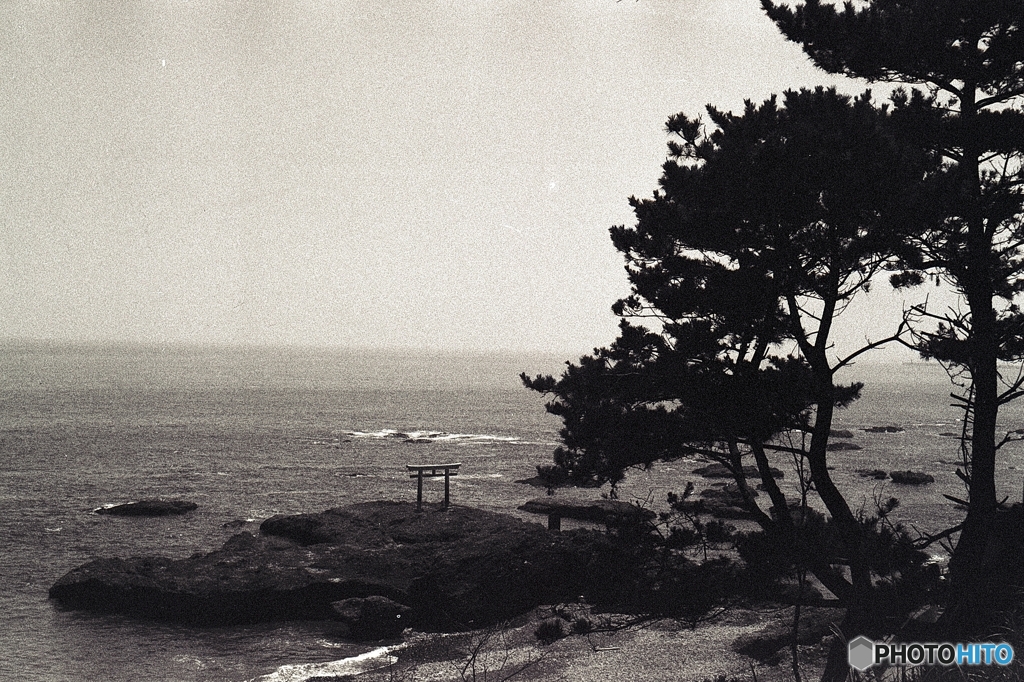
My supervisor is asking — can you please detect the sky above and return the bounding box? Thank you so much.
[1,0,941,357]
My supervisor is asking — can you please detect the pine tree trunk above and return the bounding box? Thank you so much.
[808,367,874,682]
[945,89,1001,634]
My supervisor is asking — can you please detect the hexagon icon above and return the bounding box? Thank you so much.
[848,635,875,671]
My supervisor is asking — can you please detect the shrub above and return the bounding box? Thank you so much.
[534,618,567,645]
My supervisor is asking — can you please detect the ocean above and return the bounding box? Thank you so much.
[3,341,1024,681]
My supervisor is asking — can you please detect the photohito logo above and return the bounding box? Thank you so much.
[848,636,1014,670]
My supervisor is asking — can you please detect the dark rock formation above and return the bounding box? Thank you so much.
[332,596,411,640]
[692,463,783,479]
[707,483,757,498]
[50,501,636,631]
[669,484,758,520]
[515,476,553,488]
[864,426,904,433]
[830,429,855,439]
[697,485,756,519]
[94,500,197,516]
[857,469,888,480]
[889,470,935,485]
[517,498,656,525]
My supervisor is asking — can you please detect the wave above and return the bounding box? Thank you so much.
[341,429,521,444]
[250,645,401,682]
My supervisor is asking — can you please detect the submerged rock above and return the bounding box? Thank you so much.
[889,470,935,485]
[94,500,197,516]
[50,501,634,631]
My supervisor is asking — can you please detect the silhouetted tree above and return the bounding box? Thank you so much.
[763,0,1024,634]
[524,88,937,677]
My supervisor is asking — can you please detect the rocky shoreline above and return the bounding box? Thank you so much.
[49,499,854,681]
[49,501,635,634]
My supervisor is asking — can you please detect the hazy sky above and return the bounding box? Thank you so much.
[1,0,939,356]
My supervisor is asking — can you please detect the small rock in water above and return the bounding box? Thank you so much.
[857,469,888,480]
[864,426,905,433]
[331,596,411,641]
[95,500,197,516]
[692,463,783,479]
[889,470,934,485]
[830,429,855,439]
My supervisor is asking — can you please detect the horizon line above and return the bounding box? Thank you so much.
[0,335,944,366]
[0,335,592,358]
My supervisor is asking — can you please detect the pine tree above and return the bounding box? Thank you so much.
[524,89,936,674]
[763,0,1024,634]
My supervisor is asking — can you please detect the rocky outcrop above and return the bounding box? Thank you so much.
[517,498,656,525]
[697,485,756,519]
[94,500,197,516]
[50,501,635,631]
[332,596,411,640]
[692,463,783,480]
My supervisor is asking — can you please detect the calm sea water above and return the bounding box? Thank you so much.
[3,342,1024,681]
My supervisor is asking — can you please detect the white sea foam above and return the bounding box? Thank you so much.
[250,645,401,682]
[343,428,519,443]
[172,654,207,670]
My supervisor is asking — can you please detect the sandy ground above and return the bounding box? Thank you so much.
[347,603,838,682]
